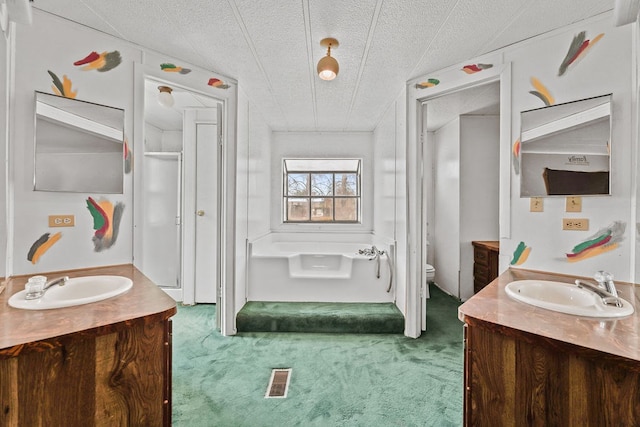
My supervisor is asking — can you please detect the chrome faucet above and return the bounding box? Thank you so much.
[25,276,69,300]
[358,245,384,260]
[593,270,618,298]
[575,276,622,308]
[358,245,394,293]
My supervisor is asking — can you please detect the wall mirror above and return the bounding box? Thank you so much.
[520,94,611,197]
[34,91,125,193]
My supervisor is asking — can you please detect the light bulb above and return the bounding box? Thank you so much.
[317,54,339,81]
[319,69,337,81]
[157,86,174,107]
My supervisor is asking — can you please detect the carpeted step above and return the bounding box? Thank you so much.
[236,301,404,334]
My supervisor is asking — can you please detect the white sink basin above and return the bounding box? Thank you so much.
[8,275,133,310]
[505,280,634,318]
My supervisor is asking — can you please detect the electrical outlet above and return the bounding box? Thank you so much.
[530,197,543,212]
[48,215,75,227]
[563,218,589,231]
[566,197,582,212]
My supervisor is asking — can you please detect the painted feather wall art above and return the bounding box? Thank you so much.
[27,232,62,264]
[86,197,125,252]
[161,63,192,74]
[48,70,77,99]
[461,63,493,74]
[566,221,625,262]
[529,77,554,106]
[558,32,604,77]
[208,78,230,89]
[74,50,122,72]
[124,137,133,174]
[415,78,440,89]
[510,241,531,266]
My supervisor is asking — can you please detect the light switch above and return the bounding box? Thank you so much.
[530,197,543,212]
[566,197,582,212]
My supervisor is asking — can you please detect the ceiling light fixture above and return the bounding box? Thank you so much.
[157,85,175,107]
[317,38,339,81]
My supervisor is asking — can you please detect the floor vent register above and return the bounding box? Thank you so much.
[265,368,292,398]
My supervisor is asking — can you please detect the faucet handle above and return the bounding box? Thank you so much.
[594,270,613,285]
[594,271,619,298]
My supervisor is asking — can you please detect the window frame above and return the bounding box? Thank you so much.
[282,159,362,224]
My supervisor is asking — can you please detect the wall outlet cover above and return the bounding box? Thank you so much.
[563,218,589,231]
[48,215,75,227]
[566,197,582,212]
[530,197,543,212]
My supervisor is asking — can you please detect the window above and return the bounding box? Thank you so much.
[283,159,361,223]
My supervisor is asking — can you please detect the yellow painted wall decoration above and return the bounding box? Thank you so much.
[529,77,554,106]
[27,232,62,264]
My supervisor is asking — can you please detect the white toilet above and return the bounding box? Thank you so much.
[425,264,435,284]
[422,264,436,330]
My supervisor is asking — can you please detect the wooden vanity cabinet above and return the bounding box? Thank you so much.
[0,316,174,427]
[463,317,640,426]
[0,265,177,427]
[471,241,499,293]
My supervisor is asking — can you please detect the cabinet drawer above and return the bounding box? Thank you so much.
[474,248,489,265]
[473,263,489,280]
[474,263,489,280]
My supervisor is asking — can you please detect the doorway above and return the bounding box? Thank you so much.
[182,108,222,310]
[140,78,222,311]
[422,82,500,301]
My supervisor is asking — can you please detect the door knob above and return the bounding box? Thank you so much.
[196,210,205,216]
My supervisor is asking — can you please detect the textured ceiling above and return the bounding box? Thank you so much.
[33,0,613,132]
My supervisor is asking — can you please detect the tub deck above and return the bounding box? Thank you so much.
[236,301,404,334]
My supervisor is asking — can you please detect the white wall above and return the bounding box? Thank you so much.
[635,19,640,285]
[236,87,271,315]
[506,17,633,279]
[459,115,500,299]
[11,11,138,275]
[373,91,407,314]
[270,131,374,233]
[144,123,163,151]
[0,25,9,278]
[433,118,461,297]
[247,100,272,240]
[7,9,238,303]
[407,14,637,335]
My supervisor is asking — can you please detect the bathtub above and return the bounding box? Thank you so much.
[247,234,395,303]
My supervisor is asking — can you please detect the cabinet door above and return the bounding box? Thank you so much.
[164,319,173,427]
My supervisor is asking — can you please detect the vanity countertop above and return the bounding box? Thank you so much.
[0,264,176,357]
[459,268,640,363]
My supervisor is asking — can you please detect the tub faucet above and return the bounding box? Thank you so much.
[358,246,380,260]
[358,245,394,292]
[593,270,618,298]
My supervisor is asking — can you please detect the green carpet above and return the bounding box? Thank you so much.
[236,301,405,334]
[172,285,463,426]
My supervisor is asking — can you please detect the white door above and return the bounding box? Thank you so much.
[182,107,222,313]
[141,153,182,291]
